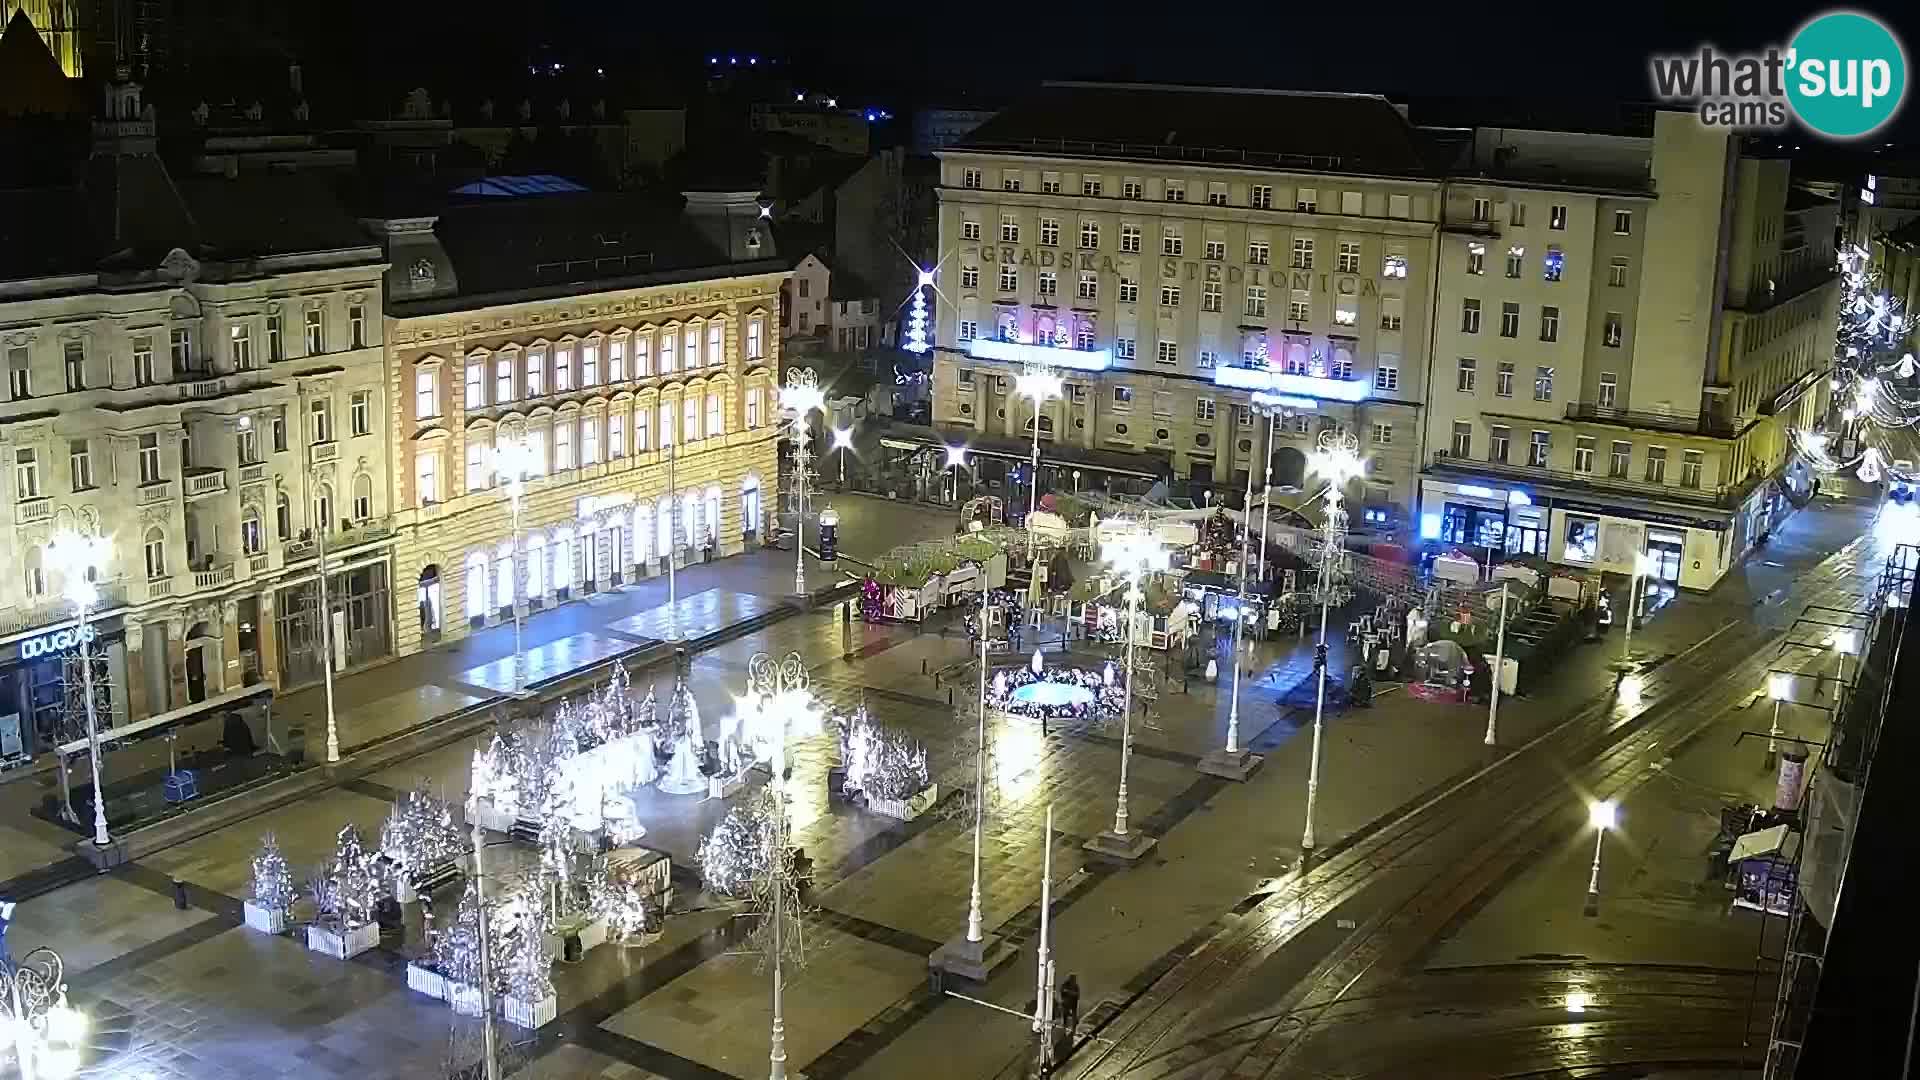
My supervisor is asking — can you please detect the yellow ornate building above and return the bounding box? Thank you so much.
[3,1,84,76]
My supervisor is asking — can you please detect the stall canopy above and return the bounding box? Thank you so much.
[59,682,273,755]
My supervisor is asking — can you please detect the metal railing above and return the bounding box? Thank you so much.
[1564,401,1739,438]
[15,498,51,524]
[0,581,129,636]
[1427,451,1733,506]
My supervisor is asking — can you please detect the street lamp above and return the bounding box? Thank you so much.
[933,565,1014,981]
[781,370,826,597]
[1584,799,1618,916]
[1484,581,1510,747]
[487,436,543,695]
[1087,522,1169,862]
[1301,430,1365,853]
[831,426,855,487]
[734,652,824,1080]
[1766,672,1791,769]
[1829,628,1858,692]
[45,530,112,848]
[943,444,968,505]
[1013,364,1063,556]
[1199,439,1263,781]
[1615,552,1658,671]
[0,945,87,1080]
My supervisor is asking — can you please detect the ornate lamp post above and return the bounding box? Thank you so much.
[831,426,854,487]
[1086,522,1169,862]
[487,435,544,695]
[1013,364,1063,558]
[0,945,88,1080]
[780,370,826,596]
[45,530,112,848]
[1301,430,1365,854]
[943,444,968,506]
[1583,799,1618,917]
[1199,431,1264,781]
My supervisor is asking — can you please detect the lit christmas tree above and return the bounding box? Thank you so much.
[904,270,932,354]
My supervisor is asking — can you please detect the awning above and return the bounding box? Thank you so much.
[60,682,273,755]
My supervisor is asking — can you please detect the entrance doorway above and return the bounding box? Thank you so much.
[1646,529,1685,584]
[185,621,214,703]
[417,564,442,644]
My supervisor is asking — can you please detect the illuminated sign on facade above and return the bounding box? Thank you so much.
[20,624,96,661]
[967,339,1113,371]
[1213,365,1370,402]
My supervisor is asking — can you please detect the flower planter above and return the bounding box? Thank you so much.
[406,962,447,1001]
[502,991,557,1029]
[242,900,288,935]
[866,783,939,822]
[306,920,379,960]
[447,981,484,1017]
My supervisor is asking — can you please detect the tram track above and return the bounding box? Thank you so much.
[1063,536,1882,1080]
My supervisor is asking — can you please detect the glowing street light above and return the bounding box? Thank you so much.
[45,530,112,848]
[1614,551,1658,672]
[1087,522,1170,862]
[781,369,826,596]
[1301,431,1364,853]
[1766,672,1791,768]
[0,944,87,1080]
[488,436,544,694]
[831,426,855,486]
[942,444,968,503]
[1014,365,1064,558]
[1830,627,1859,699]
[1584,799,1618,916]
[1199,426,1264,781]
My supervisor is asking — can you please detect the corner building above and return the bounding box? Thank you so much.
[930,83,1436,525]
[372,188,786,654]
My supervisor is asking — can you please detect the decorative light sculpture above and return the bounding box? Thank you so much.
[1301,430,1364,853]
[488,436,544,694]
[903,267,933,355]
[1087,522,1170,861]
[1014,363,1064,557]
[45,530,112,848]
[0,945,87,1080]
[781,369,826,596]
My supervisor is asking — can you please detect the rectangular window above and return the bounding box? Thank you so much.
[171,326,194,371]
[1078,272,1098,300]
[555,422,574,469]
[999,265,1019,292]
[1112,385,1133,408]
[1492,361,1513,397]
[581,416,601,465]
[526,429,546,473]
[1123,179,1143,199]
[59,341,85,391]
[1196,398,1216,422]
[139,433,162,483]
[1076,322,1094,351]
[1380,296,1403,331]
[1540,306,1560,342]
[1609,441,1631,478]
[272,407,287,452]
[1196,350,1217,370]
[1248,241,1270,265]
[1162,228,1183,257]
[1500,302,1520,337]
[1042,173,1062,195]
[304,308,324,353]
[1115,338,1135,360]
[12,449,36,500]
[496,357,514,401]
[962,220,981,241]
[1207,182,1228,206]
[1163,180,1185,202]
[1608,257,1629,287]
[1203,281,1222,312]
[266,315,283,362]
[707,394,723,437]
[635,335,654,376]
[310,397,332,443]
[1645,446,1668,483]
[559,344,578,389]
[1472,197,1492,222]
[1251,185,1273,209]
[1040,217,1060,246]
[416,451,440,503]
[1682,450,1704,489]
[1598,372,1618,408]
[1204,240,1225,261]
[1534,366,1555,401]
[1467,243,1485,275]
[526,348,546,395]
[69,438,92,490]
[1613,210,1633,235]
[582,341,600,385]
[1119,278,1139,303]
[1003,173,1022,192]
[1510,201,1527,227]
[1291,237,1313,269]
[144,531,166,580]
[466,441,487,492]
[1506,245,1524,278]
[1543,246,1564,282]
[1451,421,1472,457]
[1461,299,1481,333]
[958,320,978,342]
[224,325,252,372]
[1375,357,1399,392]
[747,318,765,359]
[415,369,438,418]
[683,397,699,442]
[1383,248,1408,278]
[1371,422,1393,446]
[1080,220,1099,249]
[1001,215,1019,243]
[1245,285,1267,317]
[1341,190,1363,215]
[1457,357,1478,393]
[1235,404,1253,427]
[1156,340,1178,365]
[636,407,651,451]
[1120,224,1141,253]
[349,304,367,348]
[1573,436,1595,473]
[133,336,156,386]
[1338,241,1360,274]
[1334,297,1357,326]
[1160,286,1181,307]
[1489,425,1511,463]
[1082,177,1103,197]
[1296,187,1317,212]
[1039,271,1058,297]
[1603,313,1623,347]
[465,361,485,408]
[1529,430,1551,468]
[1290,290,1311,322]
[962,168,981,189]
[1549,205,1568,230]
[608,338,625,381]
[609,412,626,458]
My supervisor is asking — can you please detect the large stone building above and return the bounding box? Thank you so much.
[1423,113,1838,591]
[0,77,392,763]
[929,83,1437,522]
[370,186,786,657]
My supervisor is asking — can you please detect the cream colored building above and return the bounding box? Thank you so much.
[1422,112,1838,591]
[930,83,1437,524]
[373,189,785,656]
[0,78,393,761]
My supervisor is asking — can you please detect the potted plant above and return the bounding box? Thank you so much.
[306,825,381,959]
[243,833,295,934]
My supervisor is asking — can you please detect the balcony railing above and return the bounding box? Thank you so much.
[138,480,173,505]
[249,554,271,574]
[1564,402,1739,439]
[239,463,267,486]
[192,562,236,590]
[310,441,339,465]
[15,498,51,525]
[281,517,396,565]
[0,581,130,636]
[184,469,228,499]
[1427,451,1732,507]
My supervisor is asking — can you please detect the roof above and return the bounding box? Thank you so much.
[0,9,81,117]
[450,174,588,197]
[175,171,374,259]
[1785,186,1838,212]
[953,83,1436,178]
[0,186,91,278]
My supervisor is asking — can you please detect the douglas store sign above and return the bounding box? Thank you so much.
[19,624,96,661]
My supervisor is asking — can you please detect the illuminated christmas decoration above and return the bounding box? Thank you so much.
[250,833,296,913]
[904,268,933,354]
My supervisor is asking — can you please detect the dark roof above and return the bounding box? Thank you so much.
[1785,186,1838,212]
[175,171,374,259]
[828,266,875,301]
[0,10,81,117]
[954,83,1435,178]
[0,186,91,278]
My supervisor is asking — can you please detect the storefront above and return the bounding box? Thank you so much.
[275,559,394,688]
[0,616,131,768]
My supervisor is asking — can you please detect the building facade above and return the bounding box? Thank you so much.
[930,84,1437,524]
[0,78,392,763]
[373,189,785,657]
[1422,113,1838,591]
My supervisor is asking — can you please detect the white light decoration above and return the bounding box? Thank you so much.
[782,369,826,595]
[44,529,112,848]
[944,444,968,469]
[489,435,545,694]
[0,946,87,1080]
[904,267,932,355]
[1301,430,1364,852]
[1088,521,1170,858]
[1015,364,1064,555]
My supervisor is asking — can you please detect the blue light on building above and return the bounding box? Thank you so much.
[1212,365,1370,402]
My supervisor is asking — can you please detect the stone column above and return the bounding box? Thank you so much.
[219,599,241,695]
[257,589,280,689]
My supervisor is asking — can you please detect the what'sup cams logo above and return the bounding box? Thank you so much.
[1649,10,1908,139]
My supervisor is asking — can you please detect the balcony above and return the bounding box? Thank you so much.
[138,480,173,505]
[1564,402,1739,439]
[1426,451,1733,508]
[192,561,236,590]
[281,516,396,565]
[249,554,271,574]
[1212,359,1370,403]
[184,468,228,500]
[0,581,129,636]
[239,463,267,487]
[15,497,51,525]
[310,441,339,465]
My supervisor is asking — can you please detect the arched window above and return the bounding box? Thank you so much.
[1286,340,1309,375]
[493,542,513,610]
[144,527,167,580]
[659,402,676,448]
[632,502,653,563]
[526,533,547,597]
[682,491,700,548]
[276,491,292,540]
[241,506,264,555]
[465,551,488,619]
[352,473,373,521]
[312,482,333,535]
[705,485,722,546]
[741,476,762,538]
[706,392,724,437]
[22,547,44,599]
[683,396,700,442]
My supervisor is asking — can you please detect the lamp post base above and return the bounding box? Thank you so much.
[81,835,131,870]
[928,932,1017,984]
[1197,748,1264,781]
[1084,829,1158,863]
